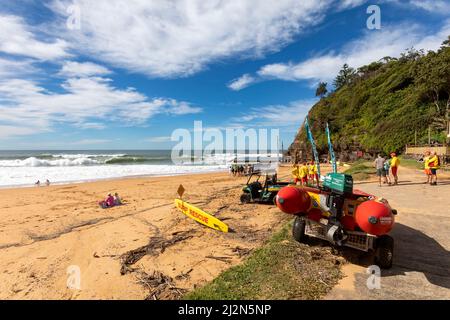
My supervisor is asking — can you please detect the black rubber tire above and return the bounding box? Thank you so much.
[375,235,394,269]
[292,216,308,243]
[273,195,278,205]
[240,193,252,204]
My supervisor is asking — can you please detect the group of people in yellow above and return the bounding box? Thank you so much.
[292,151,441,188]
[291,160,319,187]
[423,151,440,185]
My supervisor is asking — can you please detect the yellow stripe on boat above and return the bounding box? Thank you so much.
[174,199,229,233]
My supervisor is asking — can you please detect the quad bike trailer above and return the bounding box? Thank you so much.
[292,215,394,269]
[276,173,396,269]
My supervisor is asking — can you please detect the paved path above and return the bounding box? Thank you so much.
[326,166,450,299]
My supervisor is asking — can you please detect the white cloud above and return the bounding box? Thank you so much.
[71,139,111,145]
[0,76,202,138]
[0,14,70,60]
[0,57,38,78]
[338,0,368,9]
[0,125,41,138]
[228,74,257,91]
[409,0,450,13]
[59,61,111,77]
[231,21,450,89]
[49,0,334,77]
[76,122,106,130]
[145,136,172,143]
[231,99,316,127]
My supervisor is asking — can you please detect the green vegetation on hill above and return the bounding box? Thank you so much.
[289,37,450,158]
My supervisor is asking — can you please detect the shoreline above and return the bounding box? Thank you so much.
[0,167,229,191]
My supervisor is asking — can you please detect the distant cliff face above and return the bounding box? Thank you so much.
[288,44,450,162]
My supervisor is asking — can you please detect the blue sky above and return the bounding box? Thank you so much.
[0,0,449,150]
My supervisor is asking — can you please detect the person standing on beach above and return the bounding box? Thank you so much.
[374,154,387,187]
[291,163,300,185]
[428,151,440,186]
[299,162,309,186]
[423,151,431,184]
[383,159,392,185]
[390,152,400,185]
[308,160,319,187]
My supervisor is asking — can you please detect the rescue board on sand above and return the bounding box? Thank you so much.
[174,199,228,233]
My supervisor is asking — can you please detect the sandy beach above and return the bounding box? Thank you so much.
[0,168,292,299]
[1,164,449,300]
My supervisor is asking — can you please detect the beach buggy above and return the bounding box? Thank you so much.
[240,171,289,204]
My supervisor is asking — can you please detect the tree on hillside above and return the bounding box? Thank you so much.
[333,64,356,90]
[380,56,396,63]
[441,35,450,48]
[315,82,328,98]
[399,47,424,63]
[357,62,383,79]
[412,44,450,137]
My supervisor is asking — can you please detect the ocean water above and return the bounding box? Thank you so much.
[0,150,280,188]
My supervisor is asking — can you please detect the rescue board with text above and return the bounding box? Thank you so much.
[174,199,229,233]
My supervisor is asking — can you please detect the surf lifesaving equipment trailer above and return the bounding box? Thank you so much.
[276,174,396,269]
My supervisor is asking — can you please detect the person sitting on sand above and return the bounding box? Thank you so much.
[113,193,122,205]
[98,193,115,209]
[105,193,115,207]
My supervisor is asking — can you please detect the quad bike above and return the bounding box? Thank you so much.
[276,173,397,269]
[240,172,289,205]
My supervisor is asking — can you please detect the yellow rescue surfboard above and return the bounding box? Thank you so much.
[174,199,229,233]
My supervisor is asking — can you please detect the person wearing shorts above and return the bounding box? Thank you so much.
[291,163,300,185]
[390,152,400,185]
[423,151,431,184]
[374,154,387,187]
[308,160,319,187]
[299,162,309,186]
[383,159,392,185]
[428,151,440,185]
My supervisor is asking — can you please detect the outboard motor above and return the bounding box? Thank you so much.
[322,173,354,246]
